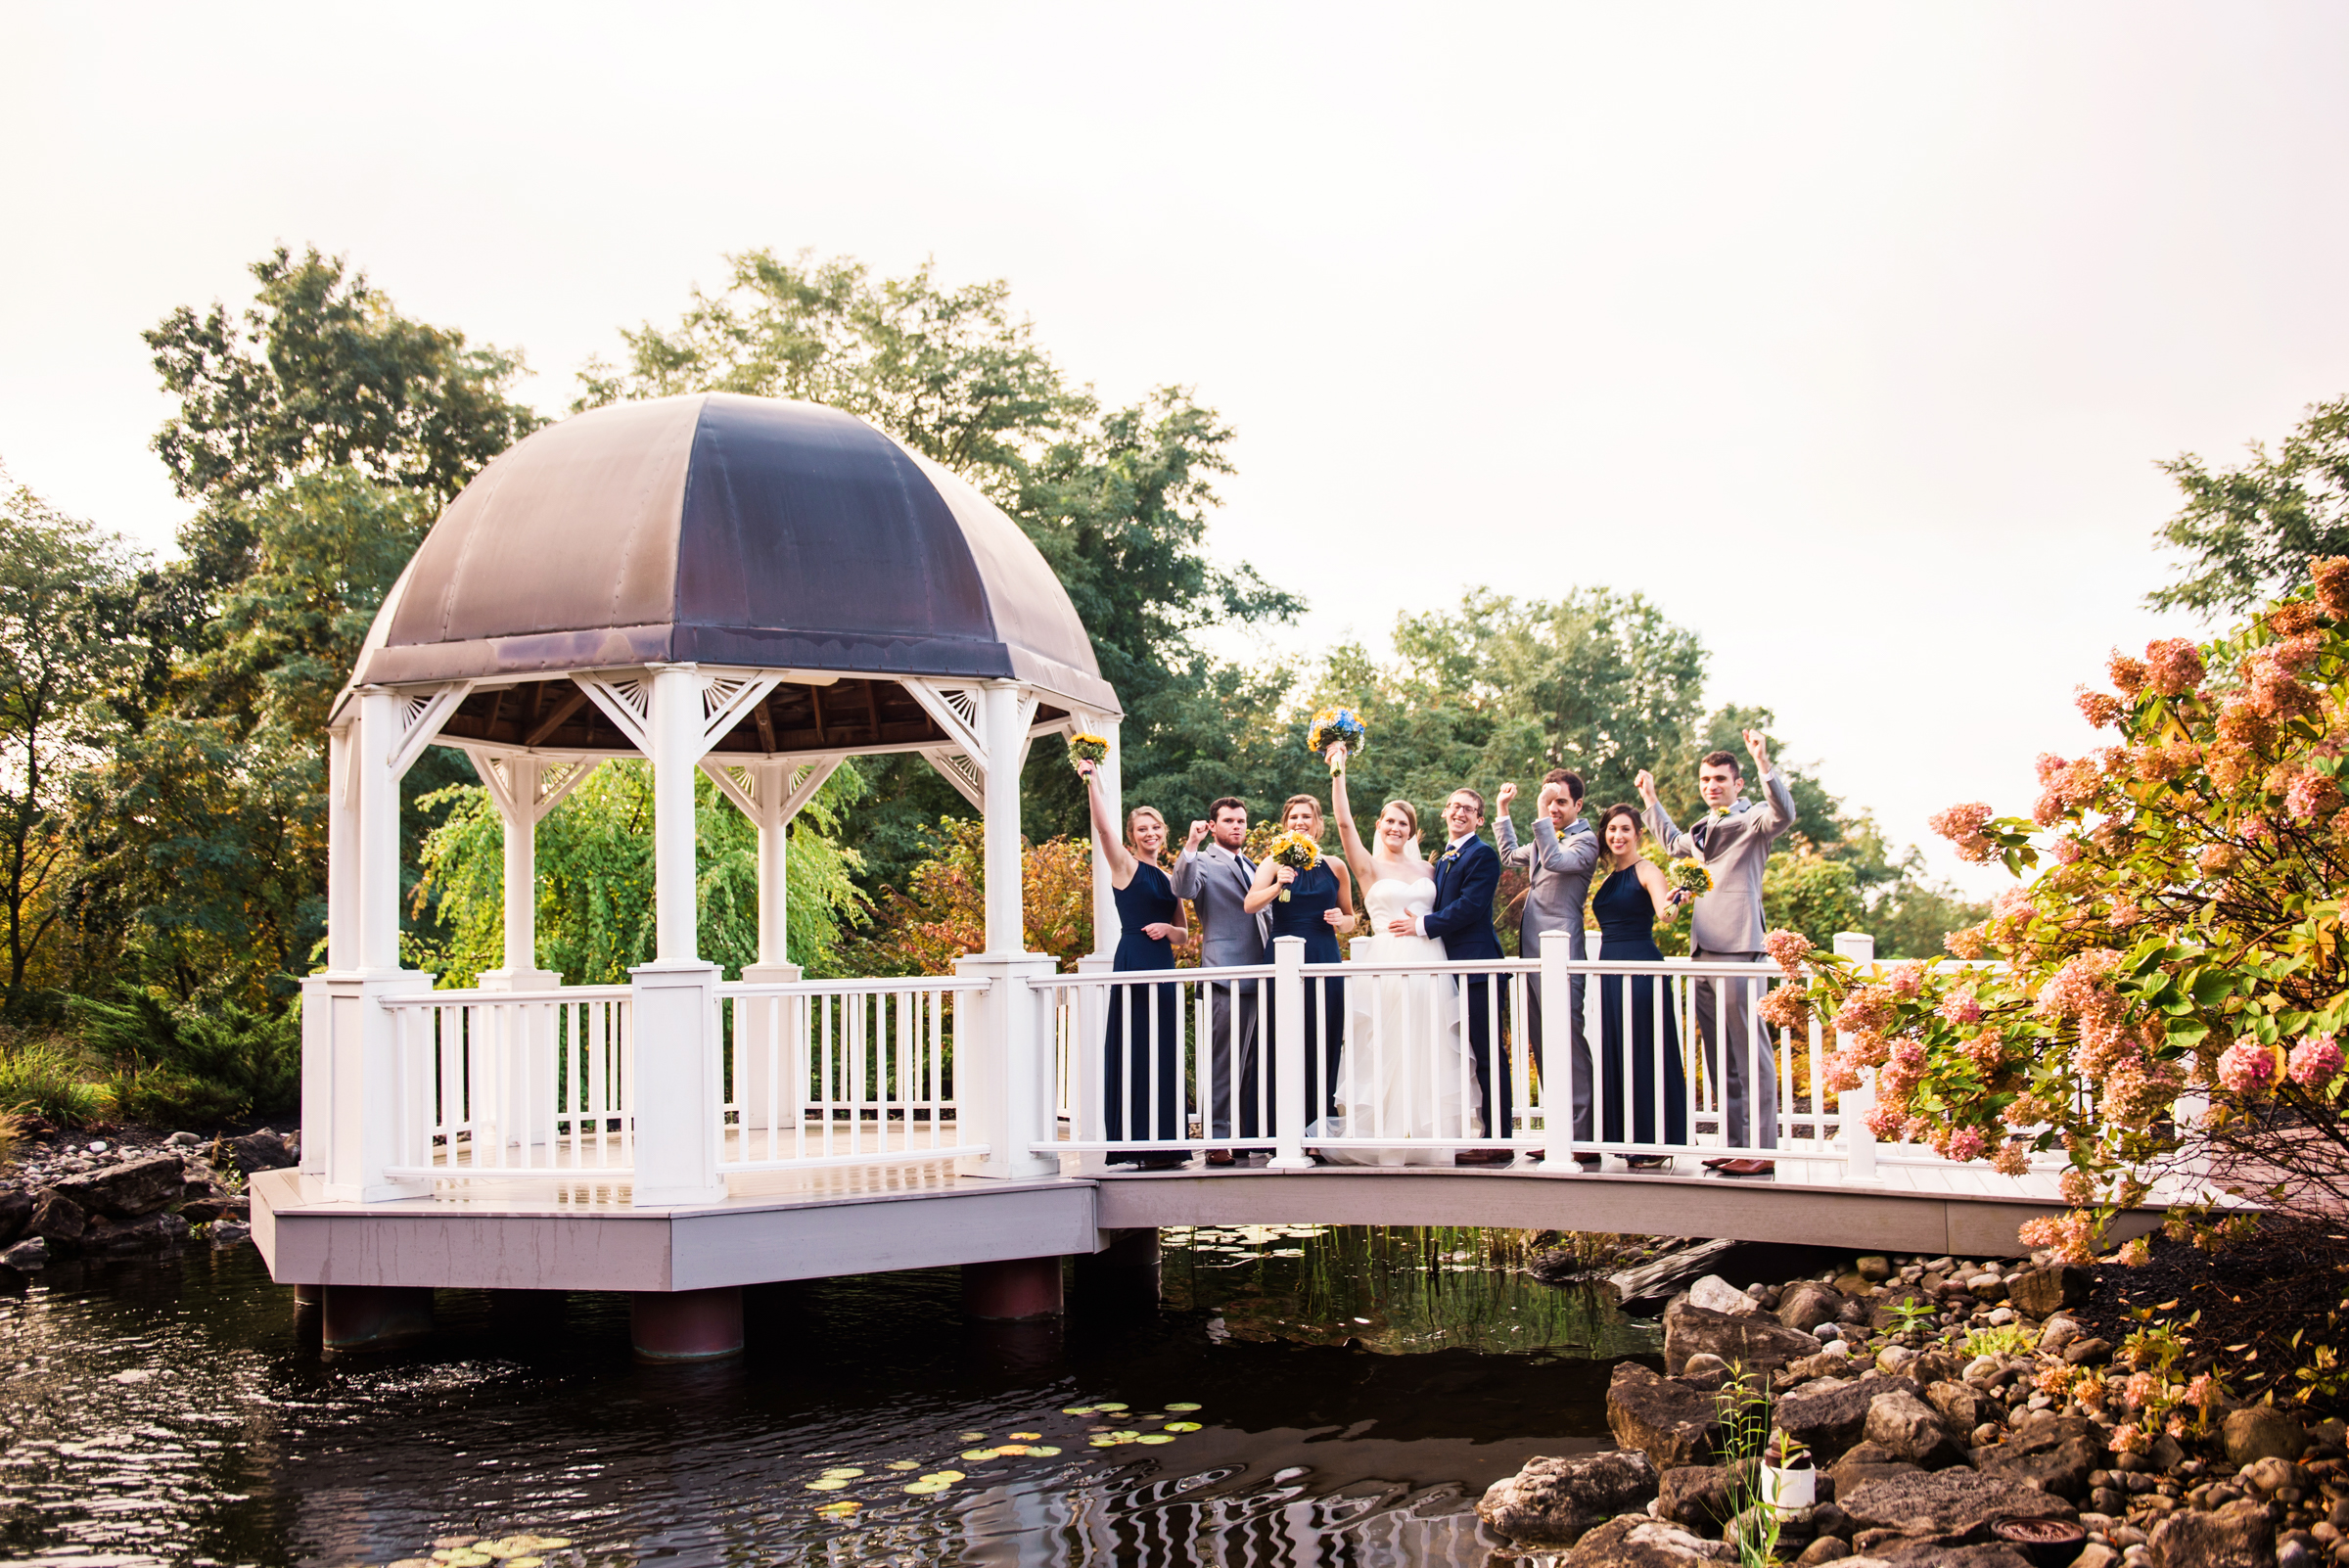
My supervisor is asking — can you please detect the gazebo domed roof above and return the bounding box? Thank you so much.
[345,392,1115,716]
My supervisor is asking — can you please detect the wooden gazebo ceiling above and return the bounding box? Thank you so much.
[438,676,1068,759]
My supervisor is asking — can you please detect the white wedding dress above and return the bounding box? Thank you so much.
[1311,873,1483,1164]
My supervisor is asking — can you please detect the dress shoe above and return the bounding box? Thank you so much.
[1453,1149,1512,1167]
[1204,1149,1236,1167]
[1626,1155,1674,1173]
[1713,1159,1775,1177]
[1571,1152,1602,1168]
[1700,1157,1731,1169]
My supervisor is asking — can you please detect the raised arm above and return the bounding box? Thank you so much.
[1538,815,1602,879]
[1081,762,1138,888]
[1744,731,1797,838]
[1242,857,1292,914]
[1494,782,1531,871]
[1169,821,1210,898]
[1635,768,1696,858]
[1330,767,1377,888]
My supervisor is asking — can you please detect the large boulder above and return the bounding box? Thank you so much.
[2002,1265,2091,1317]
[220,1130,297,1176]
[1687,1275,1763,1316]
[1864,1545,2035,1567]
[1608,1239,1741,1311]
[1664,1300,1824,1375]
[1778,1281,1845,1332]
[1476,1451,1658,1547]
[83,1211,190,1255]
[2220,1404,2309,1465]
[1827,1442,1919,1496]
[1608,1362,1724,1471]
[2147,1499,2275,1567]
[29,1190,86,1244]
[53,1155,187,1220]
[1777,1377,1924,1462]
[1564,1513,1734,1565]
[1655,1465,1737,1533]
[0,1188,30,1247]
[1840,1469,2077,1540]
[1924,1381,1987,1436]
[1970,1414,2104,1501]
[1863,1392,1959,1467]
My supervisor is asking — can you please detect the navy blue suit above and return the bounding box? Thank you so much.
[1423,835,1509,1139]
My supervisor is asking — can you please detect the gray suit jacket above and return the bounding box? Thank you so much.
[1643,769,1797,954]
[1171,843,1269,967]
[1496,813,1598,959]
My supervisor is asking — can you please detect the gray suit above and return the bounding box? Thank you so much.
[1171,843,1269,1138]
[1643,769,1797,1150]
[1497,811,1599,1141]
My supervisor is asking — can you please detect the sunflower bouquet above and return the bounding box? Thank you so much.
[1306,708,1367,775]
[1066,733,1109,775]
[1668,857,1714,899]
[1266,830,1322,901]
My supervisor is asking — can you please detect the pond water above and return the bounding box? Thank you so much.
[0,1226,1659,1568]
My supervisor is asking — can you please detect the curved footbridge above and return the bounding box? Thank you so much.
[252,1153,2166,1358]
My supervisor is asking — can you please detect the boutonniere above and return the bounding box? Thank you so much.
[1438,843,1463,865]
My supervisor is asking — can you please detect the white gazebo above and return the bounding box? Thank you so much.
[300,392,1125,1215]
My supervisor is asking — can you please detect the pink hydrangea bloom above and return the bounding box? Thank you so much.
[2286,770,2343,821]
[2052,836,2086,864]
[1865,1102,1908,1140]
[1992,1143,2031,1177]
[1993,887,2037,924]
[1928,802,1998,863]
[2143,637,2205,697]
[1938,1126,1988,1163]
[1940,991,1984,1027]
[2288,1034,2344,1089]
[1887,960,1925,999]
[2217,1039,2277,1094]
[1763,928,1813,975]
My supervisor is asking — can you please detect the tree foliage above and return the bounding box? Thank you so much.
[1779,563,2349,1258]
[838,818,1095,977]
[2150,395,2349,618]
[146,246,541,509]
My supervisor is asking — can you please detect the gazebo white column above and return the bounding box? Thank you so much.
[468,751,596,992]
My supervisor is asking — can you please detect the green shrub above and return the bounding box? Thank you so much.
[1963,1323,2038,1358]
[69,992,300,1125]
[0,1031,112,1125]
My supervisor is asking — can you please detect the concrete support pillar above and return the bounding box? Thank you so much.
[1078,1227,1163,1302]
[961,1256,1065,1320]
[630,1287,744,1361]
[321,1284,434,1351]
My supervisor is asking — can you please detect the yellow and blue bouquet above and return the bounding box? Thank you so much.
[1306,708,1367,775]
[1066,733,1109,775]
[1668,857,1714,899]
[1266,830,1321,901]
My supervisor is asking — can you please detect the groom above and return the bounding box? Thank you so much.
[1393,788,1512,1165]
[1174,798,1269,1164]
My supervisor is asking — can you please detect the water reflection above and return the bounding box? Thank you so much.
[0,1226,1654,1567]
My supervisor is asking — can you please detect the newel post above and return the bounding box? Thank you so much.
[1540,929,1575,1161]
[1834,930,1878,1183]
[1266,936,1311,1171]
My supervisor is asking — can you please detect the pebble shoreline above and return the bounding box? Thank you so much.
[1482,1247,2335,1567]
[0,1123,293,1269]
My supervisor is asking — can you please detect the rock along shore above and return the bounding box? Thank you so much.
[1480,1248,2339,1567]
[0,1122,297,1271]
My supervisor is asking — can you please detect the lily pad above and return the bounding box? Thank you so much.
[1163,1421,1202,1432]
[1029,1445,1063,1456]
[533,1544,570,1553]
[994,1443,1033,1455]
[509,1559,544,1567]
[1061,1406,1096,1415]
[959,1430,988,1441]
[959,1447,1001,1461]
[805,1478,852,1492]
[1107,1430,1141,1441]
[1092,1401,1129,1411]
[886,1460,920,1471]
[1136,1433,1176,1445]
[922,1470,966,1483]
[812,1500,861,1517]
[1164,1402,1202,1411]
[902,1480,949,1495]
[1087,1436,1123,1447]
[1008,1431,1042,1440]
[820,1466,865,1479]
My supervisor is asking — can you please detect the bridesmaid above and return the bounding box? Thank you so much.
[1245,794,1355,1120]
[1590,804,1688,1170]
[1081,757,1190,1170]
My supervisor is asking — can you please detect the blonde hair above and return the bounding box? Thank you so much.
[1280,794,1325,837]
[1126,805,1169,860]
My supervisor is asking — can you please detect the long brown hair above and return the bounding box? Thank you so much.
[1280,793,1325,839]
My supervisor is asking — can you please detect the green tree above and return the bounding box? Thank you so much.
[146,246,542,512]
[2149,394,2349,618]
[0,468,137,1014]
[414,762,868,987]
[576,249,1303,892]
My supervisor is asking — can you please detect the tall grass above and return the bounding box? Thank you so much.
[0,1029,112,1125]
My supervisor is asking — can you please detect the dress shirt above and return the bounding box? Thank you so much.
[1413,833,1477,937]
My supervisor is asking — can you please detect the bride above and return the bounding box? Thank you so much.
[1311,754,1482,1163]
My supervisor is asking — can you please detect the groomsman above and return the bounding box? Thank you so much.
[1636,730,1795,1177]
[1495,768,1599,1167]
[1395,788,1512,1166]
[1174,799,1268,1165]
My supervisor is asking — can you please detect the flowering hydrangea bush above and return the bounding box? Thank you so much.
[1770,561,2349,1261]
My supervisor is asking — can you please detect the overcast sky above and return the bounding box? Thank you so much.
[5,2,2344,897]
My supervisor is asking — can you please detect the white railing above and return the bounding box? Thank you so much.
[714,975,992,1172]
[381,987,635,1181]
[1034,936,1842,1171]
